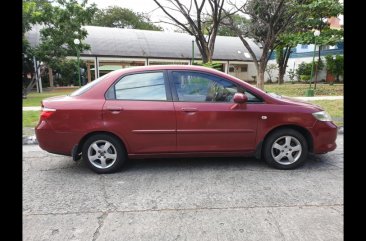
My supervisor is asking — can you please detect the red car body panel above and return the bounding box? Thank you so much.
[173,101,258,152]
[35,65,337,158]
[102,100,176,153]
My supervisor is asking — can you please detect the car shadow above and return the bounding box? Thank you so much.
[118,153,340,173]
[60,152,341,175]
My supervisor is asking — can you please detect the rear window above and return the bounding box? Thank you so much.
[69,74,108,97]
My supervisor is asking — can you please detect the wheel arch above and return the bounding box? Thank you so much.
[257,125,313,159]
[77,131,128,155]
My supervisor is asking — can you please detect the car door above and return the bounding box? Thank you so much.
[169,70,260,152]
[103,71,176,154]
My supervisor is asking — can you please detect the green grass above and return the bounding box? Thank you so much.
[23,111,41,128]
[23,88,77,107]
[307,99,343,126]
[261,83,343,97]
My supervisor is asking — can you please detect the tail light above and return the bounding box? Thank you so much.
[40,107,56,121]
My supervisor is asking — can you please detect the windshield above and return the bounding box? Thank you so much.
[69,74,109,97]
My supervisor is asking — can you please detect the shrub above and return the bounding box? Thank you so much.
[325,55,344,82]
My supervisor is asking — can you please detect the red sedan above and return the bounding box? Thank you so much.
[35,65,337,173]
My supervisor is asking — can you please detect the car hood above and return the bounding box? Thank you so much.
[270,94,323,111]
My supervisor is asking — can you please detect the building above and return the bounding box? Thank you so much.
[26,25,262,85]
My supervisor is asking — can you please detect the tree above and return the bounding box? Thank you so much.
[325,55,343,83]
[22,0,97,89]
[153,0,229,63]
[31,0,97,68]
[293,0,343,88]
[287,68,296,83]
[91,6,162,31]
[296,59,324,82]
[209,14,245,37]
[226,0,297,90]
[267,0,343,86]
[265,64,278,83]
[275,46,292,84]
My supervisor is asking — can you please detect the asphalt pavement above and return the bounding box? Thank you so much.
[23,134,343,241]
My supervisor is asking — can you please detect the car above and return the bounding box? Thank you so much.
[35,65,337,173]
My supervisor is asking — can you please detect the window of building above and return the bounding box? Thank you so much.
[301,44,308,49]
[322,45,337,50]
[229,64,248,72]
[114,72,167,101]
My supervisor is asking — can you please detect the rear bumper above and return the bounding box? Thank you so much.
[35,120,83,156]
[310,121,338,154]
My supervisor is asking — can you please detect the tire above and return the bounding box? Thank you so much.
[263,128,308,170]
[82,134,126,174]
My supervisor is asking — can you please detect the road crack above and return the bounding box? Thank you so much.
[92,212,108,241]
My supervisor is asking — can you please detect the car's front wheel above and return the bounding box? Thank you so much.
[82,134,126,174]
[263,128,308,169]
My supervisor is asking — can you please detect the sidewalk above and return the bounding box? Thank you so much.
[292,96,343,101]
[23,106,41,111]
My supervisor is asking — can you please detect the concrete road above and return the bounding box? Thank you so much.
[23,135,343,241]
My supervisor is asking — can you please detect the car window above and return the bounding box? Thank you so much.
[172,71,237,102]
[244,91,262,102]
[114,72,167,101]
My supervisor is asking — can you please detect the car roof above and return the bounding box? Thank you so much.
[109,65,225,76]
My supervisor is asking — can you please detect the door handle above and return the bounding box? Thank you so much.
[181,107,198,112]
[106,107,123,113]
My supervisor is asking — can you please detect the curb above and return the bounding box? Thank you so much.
[337,126,344,134]
[22,135,38,145]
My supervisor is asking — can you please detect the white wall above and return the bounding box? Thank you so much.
[227,62,257,81]
[265,57,330,83]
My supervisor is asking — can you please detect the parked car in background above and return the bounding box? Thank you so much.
[36,65,337,173]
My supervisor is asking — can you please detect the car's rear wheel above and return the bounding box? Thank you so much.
[263,128,308,169]
[82,134,126,174]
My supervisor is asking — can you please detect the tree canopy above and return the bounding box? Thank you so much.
[153,0,231,63]
[23,0,97,69]
[91,6,162,31]
[275,0,343,85]
[226,0,297,89]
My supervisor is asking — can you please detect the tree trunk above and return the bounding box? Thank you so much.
[48,67,54,87]
[314,47,321,90]
[257,64,265,90]
[278,68,285,84]
[277,46,291,85]
[87,63,91,83]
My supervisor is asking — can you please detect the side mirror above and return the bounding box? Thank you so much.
[233,93,248,104]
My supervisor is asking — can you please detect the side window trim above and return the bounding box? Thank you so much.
[167,70,263,103]
[168,70,236,103]
[105,70,172,101]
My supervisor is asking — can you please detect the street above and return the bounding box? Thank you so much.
[23,135,343,241]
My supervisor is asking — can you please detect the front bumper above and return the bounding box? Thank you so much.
[310,121,338,154]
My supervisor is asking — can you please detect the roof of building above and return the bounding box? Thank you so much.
[26,25,262,61]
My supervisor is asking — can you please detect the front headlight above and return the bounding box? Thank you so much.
[312,111,332,121]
